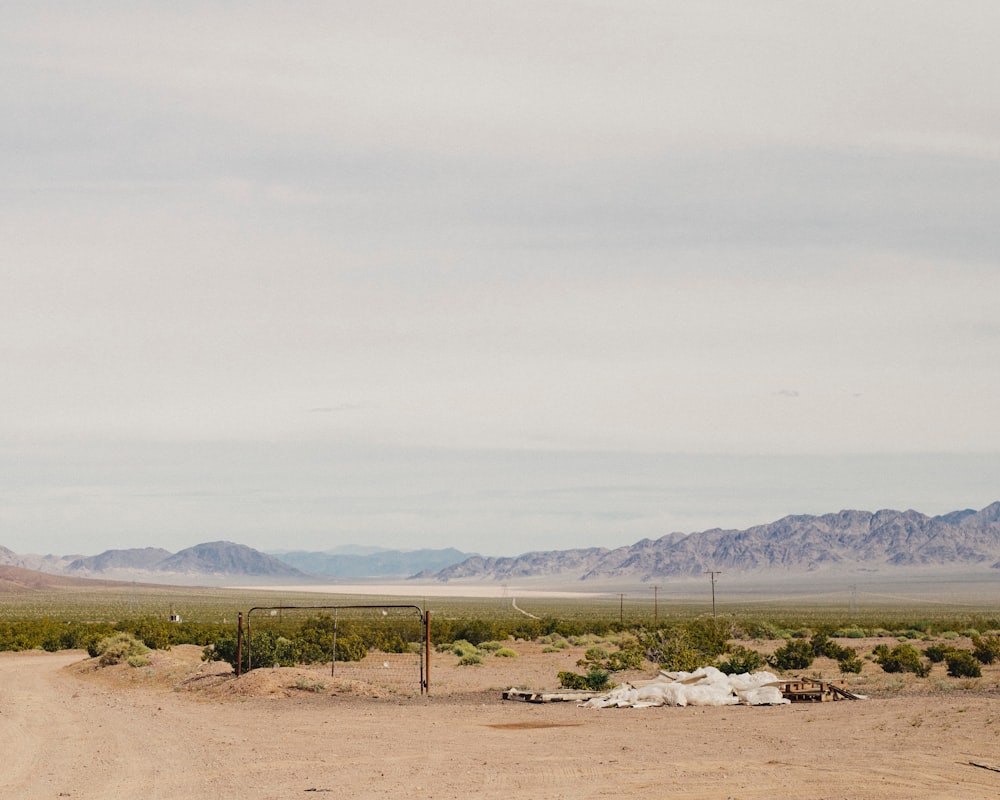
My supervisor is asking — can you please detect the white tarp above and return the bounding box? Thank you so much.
[581,666,790,708]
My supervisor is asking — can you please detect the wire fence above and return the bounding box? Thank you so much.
[243,604,428,694]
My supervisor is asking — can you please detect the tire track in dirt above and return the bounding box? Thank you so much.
[0,652,224,799]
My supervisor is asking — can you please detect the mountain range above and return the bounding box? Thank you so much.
[2,503,999,586]
[431,502,1000,582]
[0,541,305,583]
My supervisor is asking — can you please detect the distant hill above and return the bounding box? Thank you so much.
[271,547,474,578]
[156,541,304,577]
[0,565,130,593]
[434,502,1000,582]
[25,541,308,583]
[67,547,172,573]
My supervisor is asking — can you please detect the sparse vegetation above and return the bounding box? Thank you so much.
[872,643,931,677]
[946,650,982,678]
[558,666,611,691]
[717,644,766,675]
[768,639,815,671]
[92,632,150,666]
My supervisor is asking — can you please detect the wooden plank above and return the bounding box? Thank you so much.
[502,688,601,703]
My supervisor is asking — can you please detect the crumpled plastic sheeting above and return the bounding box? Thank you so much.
[581,666,791,708]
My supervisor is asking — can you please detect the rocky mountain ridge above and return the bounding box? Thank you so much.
[434,502,1000,582]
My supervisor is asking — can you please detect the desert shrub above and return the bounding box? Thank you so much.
[127,654,150,668]
[946,650,982,678]
[972,635,1000,664]
[768,639,814,671]
[577,646,609,666]
[272,636,299,667]
[450,640,480,659]
[478,640,505,652]
[459,653,483,666]
[122,616,173,651]
[638,619,730,672]
[542,646,562,653]
[836,628,867,639]
[740,619,781,640]
[293,678,328,692]
[494,647,518,658]
[792,628,812,639]
[558,670,588,689]
[93,632,150,666]
[717,645,766,675]
[873,643,930,677]
[924,644,953,663]
[640,629,703,672]
[584,667,610,690]
[575,643,643,672]
[605,647,644,671]
[940,631,960,640]
[837,653,864,674]
[558,666,611,691]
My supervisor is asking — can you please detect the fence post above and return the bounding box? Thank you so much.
[424,610,431,695]
[236,611,243,678]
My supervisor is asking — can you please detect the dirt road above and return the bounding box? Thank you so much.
[2,648,1000,799]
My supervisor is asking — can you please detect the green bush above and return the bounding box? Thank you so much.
[605,647,644,671]
[946,650,982,678]
[718,645,766,675]
[638,619,730,672]
[450,640,480,658]
[459,653,483,666]
[872,643,930,677]
[768,639,814,671]
[494,647,518,658]
[837,653,864,674]
[925,644,953,663]
[972,635,1000,664]
[92,632,150,666]
[558,670,588,689]
[577,646,609,667]
[557,666,610,691]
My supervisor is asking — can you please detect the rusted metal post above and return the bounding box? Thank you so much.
[424,610,431,694]
[236,611,243,677]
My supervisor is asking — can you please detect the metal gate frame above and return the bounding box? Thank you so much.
[239,605,431,693]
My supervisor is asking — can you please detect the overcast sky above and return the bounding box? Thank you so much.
[2,2,999,557]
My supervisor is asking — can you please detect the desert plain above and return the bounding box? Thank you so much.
[2,636,1000,800]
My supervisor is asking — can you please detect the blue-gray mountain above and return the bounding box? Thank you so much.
[434,503,1000,582]
[270,547,474,578]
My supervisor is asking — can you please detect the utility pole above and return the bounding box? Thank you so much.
[704,571,721,619]
[619,593,624,625]
[653,585,659,627]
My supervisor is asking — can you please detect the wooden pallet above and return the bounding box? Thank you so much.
[779,677,862,702]
[502,688,602,703]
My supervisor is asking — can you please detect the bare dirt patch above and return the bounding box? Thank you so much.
[3,641,1000,799]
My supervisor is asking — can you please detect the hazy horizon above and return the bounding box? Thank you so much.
[3,3,999,557]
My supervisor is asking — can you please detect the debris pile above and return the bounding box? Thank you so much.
[581,666,790,708]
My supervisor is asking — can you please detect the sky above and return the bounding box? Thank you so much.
[2,2,999,557]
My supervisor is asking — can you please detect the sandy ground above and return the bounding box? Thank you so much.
[2,643,1000,799]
